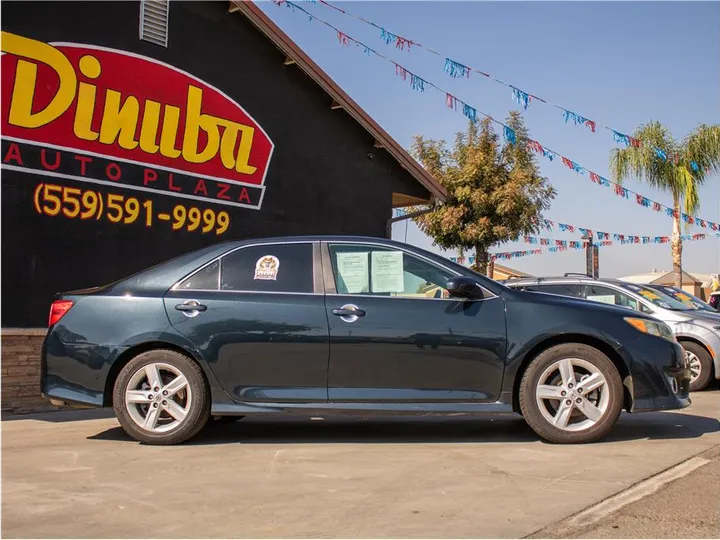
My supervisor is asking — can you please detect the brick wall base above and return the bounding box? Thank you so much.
[1,329,65,414]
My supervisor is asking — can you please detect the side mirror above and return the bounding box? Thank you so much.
[446,276,485,300]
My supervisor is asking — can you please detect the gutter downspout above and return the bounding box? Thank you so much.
[385,206,434,239]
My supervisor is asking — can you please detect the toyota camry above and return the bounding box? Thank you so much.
[41,236,691,445]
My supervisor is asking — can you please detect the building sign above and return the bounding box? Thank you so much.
[1,31,274,236]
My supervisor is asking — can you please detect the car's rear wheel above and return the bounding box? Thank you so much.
[519,343,624,444]
[112,349,211,445]
[681,341,712,392]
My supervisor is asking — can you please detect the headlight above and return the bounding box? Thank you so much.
[624,317,677,343]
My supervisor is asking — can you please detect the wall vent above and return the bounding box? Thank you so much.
[139,0,170,47]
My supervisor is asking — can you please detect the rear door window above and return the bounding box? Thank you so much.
[220,243,315,293]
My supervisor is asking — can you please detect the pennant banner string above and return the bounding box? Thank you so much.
[519,232,717,247]
[270,1,720,231]
[394,207,719,241]
[452,233,719,263]
[303,0,704,170]
[488,232,718,262]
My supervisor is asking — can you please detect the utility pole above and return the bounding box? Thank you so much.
[583,233,599,277]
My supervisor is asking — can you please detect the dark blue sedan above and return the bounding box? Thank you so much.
[41,236,691,445]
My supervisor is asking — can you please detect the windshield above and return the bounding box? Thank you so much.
[618,282,694,311]
[650,286,715,312]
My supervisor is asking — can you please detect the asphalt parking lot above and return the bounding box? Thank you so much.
[2,389,719,539]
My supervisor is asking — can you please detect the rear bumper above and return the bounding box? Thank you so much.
[40,331,107,408]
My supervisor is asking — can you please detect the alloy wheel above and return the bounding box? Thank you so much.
[686,350,702,384]
[124,362,193,433]
[535,357,610,431]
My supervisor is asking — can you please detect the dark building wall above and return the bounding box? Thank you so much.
[1,0,429,327]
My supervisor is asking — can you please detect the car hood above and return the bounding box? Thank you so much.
[664,309,720,323]
[506,288,641,317]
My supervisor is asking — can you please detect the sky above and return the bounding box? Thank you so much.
[256,0,720,278]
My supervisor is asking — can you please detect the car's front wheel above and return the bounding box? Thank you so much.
[519,343,624,444]
[112,349,211,445]
[681,341,712,392]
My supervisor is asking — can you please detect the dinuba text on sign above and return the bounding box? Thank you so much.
[1,31,274,210]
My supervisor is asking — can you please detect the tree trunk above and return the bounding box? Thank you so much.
[474,245,489,276]
[671,196,683,289]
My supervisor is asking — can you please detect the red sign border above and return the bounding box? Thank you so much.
[1,39,275,193]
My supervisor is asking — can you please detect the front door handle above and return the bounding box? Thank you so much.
[175,300,207,317]
[332,304,365,323]
[332,307,366,317]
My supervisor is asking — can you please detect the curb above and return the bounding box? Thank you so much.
[525,444,720,538]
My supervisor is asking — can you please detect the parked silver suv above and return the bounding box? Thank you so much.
[505,274,720,391]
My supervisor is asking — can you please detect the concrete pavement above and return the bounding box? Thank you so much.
[2,390,719,538]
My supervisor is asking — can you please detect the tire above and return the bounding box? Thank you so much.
[519,343,624,444]
[681,341,713,392]
[112,349,211,445]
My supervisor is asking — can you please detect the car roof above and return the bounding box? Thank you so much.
[205,235,428,248]
[504,275,630,286]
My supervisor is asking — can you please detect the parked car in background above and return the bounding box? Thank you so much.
[644,284,718,314]
[505,274,720,392]
[41,237,690,446]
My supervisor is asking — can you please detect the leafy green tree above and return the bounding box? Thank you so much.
[410,112,556,275]
[610,122,720,287]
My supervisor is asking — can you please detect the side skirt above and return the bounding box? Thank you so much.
[210,395,516,417]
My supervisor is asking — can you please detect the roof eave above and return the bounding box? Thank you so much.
[228,0,447,203]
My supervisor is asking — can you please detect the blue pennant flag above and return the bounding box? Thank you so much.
[462,104,478,122]
[380,28,397,45]
[511,87,530,110]
[504,125,517,144]
[410,74,425,92]
[444,58,470,78]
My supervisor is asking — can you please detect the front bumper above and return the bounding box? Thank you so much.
[619,336,691,413]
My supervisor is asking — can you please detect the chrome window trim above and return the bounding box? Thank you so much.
[324,292,502,304]
[167,289,319,297]
[320,239,498,301]
[170,240,322,294]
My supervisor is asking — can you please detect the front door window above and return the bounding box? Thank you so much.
[327,243,455,299]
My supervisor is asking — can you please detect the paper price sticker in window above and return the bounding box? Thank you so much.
[336,252,369,293]
[371,251,404,293]
[254,255,280,281]
[587,294,616,305]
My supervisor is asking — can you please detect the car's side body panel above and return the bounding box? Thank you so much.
[164,290,331,402]
[324,294,508,402]
[41,294,207,406]
[318,239,508,403]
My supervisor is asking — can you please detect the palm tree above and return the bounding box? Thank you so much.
[610,122,720,288]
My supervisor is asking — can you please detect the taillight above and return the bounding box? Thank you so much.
[48,300,74,327]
